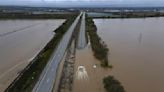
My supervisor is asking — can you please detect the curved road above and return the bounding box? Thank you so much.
[32,13,82,92]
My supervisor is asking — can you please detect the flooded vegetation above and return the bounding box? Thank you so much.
[103,76,125,92]
[1,1,164,92]
[0,19,65,92]
[94,17,164,92]
[1,8,164,92]
[72,14,112,92]
[86,17,109,67]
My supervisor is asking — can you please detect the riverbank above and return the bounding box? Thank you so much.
[5,14,77,92]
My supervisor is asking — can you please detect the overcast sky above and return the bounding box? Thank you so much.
[0,0,164,7]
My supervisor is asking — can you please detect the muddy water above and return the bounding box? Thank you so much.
[0,19,65,91]
[94,17,164,92]
[73,46,111,92]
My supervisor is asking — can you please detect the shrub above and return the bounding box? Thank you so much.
[103,76,125,92]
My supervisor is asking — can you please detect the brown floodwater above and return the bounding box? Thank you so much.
[94,17,164,92]
[73,46,111,92]
[0,19,65,91]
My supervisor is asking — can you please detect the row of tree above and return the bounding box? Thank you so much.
[86,17,109,67]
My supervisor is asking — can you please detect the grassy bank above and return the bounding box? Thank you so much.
[5,14,77,92]
[103,76,125,92]
[86,16,110,67]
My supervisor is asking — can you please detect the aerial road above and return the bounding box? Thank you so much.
[77,12,87,49]
[32,13,82,92]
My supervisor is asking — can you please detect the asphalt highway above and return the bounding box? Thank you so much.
[32,13,82,92]
[77,12,87,49]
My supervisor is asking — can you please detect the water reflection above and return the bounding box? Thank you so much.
[138,32,142,44]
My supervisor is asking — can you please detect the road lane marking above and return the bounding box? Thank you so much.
[51,68,54,71]
[46,78,50,83]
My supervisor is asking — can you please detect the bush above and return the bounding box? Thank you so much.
[103,76,125,92]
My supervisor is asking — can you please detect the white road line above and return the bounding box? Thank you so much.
[51,68,54,71]
[46,78,50,83]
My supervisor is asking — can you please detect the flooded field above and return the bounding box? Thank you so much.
[0,19,65,91]
[94,17,164,92]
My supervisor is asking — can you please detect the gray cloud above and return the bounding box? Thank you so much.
[0,0,164,7]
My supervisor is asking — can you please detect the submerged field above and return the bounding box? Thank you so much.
[1,13,164,92]
[94,17,164,92]
[0,19,65,91]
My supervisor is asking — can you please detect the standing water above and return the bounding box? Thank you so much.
[94,17,164,92]
[0,19,65,91]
